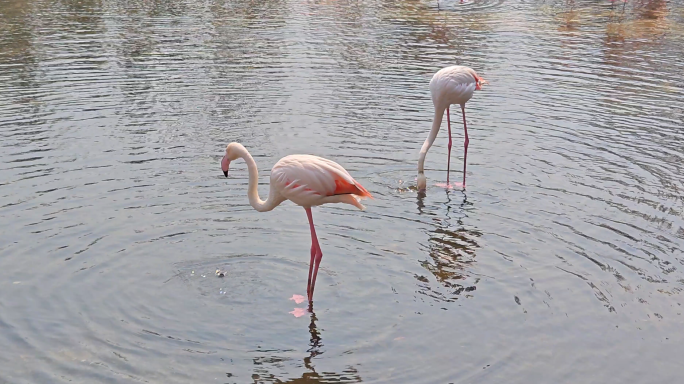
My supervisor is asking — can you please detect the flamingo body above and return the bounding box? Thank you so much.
[221,143,372,302]
[418,65,487,191]
[272,154,371,210]
[430,66,478,108]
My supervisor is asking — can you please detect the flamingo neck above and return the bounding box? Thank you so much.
[418,105,446,176]
[235,145,281,212]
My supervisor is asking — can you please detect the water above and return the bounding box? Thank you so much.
[1,0,683,382]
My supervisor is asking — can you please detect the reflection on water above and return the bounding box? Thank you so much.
[1,0,684,382]
[416,191,481,302]
[249,311,363,383]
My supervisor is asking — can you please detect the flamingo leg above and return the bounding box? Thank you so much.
[446,106,452,185]
[307,243,315,299]
[305,207,323,301]
[310,244,323,300]
[461,104,469,188]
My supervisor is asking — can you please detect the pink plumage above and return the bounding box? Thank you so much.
[221,143,372,303]
[272,154,372,208]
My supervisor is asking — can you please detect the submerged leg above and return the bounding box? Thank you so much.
[446,106,452,185]
[305,207,323,301]
[461,104,469,188]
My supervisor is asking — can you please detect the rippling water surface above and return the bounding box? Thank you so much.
[1,0,683,382]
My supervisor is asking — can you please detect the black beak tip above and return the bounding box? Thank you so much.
[223,171,228,178]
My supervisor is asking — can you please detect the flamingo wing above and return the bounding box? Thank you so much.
[271,155,372,199]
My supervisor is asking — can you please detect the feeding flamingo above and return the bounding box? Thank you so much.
[417,65,488,191]
[220,142,372,302]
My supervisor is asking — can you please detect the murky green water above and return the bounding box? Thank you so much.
[1,0,683,382]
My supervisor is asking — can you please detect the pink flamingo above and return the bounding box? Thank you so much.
[221,142,372,302]
[417,66,488,191]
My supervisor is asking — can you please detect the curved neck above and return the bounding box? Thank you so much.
[418,106,446,174]
[235,145,281,212]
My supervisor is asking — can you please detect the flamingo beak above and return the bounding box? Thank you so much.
[221,156,230,178]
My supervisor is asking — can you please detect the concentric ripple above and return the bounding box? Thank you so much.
[1,0,683,382]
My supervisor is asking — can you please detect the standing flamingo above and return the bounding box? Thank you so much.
[417,66,488,191]
[220,142,372,302]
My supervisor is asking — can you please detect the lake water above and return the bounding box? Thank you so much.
[1,0,683,382]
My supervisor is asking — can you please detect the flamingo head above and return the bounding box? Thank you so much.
[221,142,242,177]
[221,155,230,177]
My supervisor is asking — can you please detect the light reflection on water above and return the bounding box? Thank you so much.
[1,0,683,382]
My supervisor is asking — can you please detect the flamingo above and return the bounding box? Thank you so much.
[220,142,373,302]
[417,66,488,191]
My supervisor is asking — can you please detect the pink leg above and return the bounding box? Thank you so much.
[310,245,323,300]
[446,107,452,185]
[307,243,315,299]
[461,104,469,188]
[305,207,323,301]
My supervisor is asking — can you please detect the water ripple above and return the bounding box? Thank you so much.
[1,0,684,382]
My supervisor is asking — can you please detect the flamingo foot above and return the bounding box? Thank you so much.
[289,294,307,304]
[289,307,308,317]
[435,181,465,189]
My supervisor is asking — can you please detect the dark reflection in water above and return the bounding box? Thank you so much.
[248,311,363,383]
[1,0,684,382]
[416,191,481,302]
